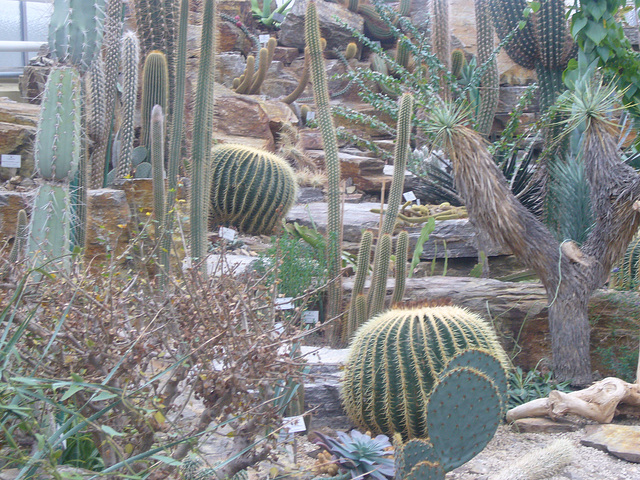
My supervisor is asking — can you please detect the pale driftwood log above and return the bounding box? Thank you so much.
[506,377,640,424]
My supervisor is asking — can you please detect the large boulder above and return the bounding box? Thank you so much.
[278,0,364,51]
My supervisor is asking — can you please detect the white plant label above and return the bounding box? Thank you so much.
[283,415,306,432]
[302,310,319,324]
[1,154,21,168]
[274,322,285,334]
[272,12,285,22]
[275,297,294,310]
[306,111,316,121]
[416,198,421,205]
[403,191,417,202]
[259,34,270,44]
[218,226,237,241]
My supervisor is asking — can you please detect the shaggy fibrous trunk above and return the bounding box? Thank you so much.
[442,119,640,385]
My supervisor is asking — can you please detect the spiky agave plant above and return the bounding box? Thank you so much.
[314,430,395,480]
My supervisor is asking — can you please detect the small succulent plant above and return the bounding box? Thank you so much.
[313,430,395,480]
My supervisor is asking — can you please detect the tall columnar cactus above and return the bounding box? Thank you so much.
[490,0,575,114]
[48,0,107,74]
[366,233,392,318]
[345,230,373,342]
[391,230,409,305]
[28,67,82,271]
[432,0,451,100]
[190,0,216,268]
[342,305,508,439]
[209,145,297,236]
[140,51,169,148]
[160,0,189,283]
[305,0,343,334]
[474,0,499,136]
[151,105,166,227]
[116,32,140,180]
[395,37,412,71]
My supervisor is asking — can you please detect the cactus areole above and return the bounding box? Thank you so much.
[342,305,508,440]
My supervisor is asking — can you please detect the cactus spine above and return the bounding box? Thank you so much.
[28,67,82,271]
[48,0,107,74]
[305,0,343,336]
[141,51,169,148]
[342,305,508,439]
[116,32,140,180]
[190,0,216,268]
[209,145,297,235]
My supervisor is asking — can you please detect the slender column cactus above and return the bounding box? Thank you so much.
[4,209,28,274]
[92,0,123,188]
[190,0,216,268]
[391,230,409,305]
[151,105,166,227]
[141,51,169,148]
[161,0,189,283]
[305,0,343,334]
[366,233,392,318]
[474,0,499,136]
[116,32,140,180]
[432,0,451,100]
[345,230,373,341]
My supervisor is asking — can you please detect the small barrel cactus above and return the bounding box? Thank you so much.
[209,144,297,236]
[342,305,508,440]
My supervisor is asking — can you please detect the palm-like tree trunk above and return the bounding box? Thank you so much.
[435,103,640,386]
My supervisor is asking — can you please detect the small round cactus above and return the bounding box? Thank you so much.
[342,305,508,440]
[209,144,297,236]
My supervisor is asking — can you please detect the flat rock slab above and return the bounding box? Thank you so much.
[511,417,581,433]
[581,424,640,462]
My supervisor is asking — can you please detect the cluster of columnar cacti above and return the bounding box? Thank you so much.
[344,93,414,341]
[490,0,575,114]
[209,144,297,236]
[233,37,276,95]
[342,305,508,440]
[305,0,344,334]
[393,350,504,479]
[190,0,217,268]
[133,0,178,116]
[28,67,83,271]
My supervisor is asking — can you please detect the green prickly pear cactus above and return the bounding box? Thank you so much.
[426,366,501,470]
[341,305,508,440]
[48,0,107,73]
[393,361,503,479]
[209,144,297,236]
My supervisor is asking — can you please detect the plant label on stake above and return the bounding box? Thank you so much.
[1,154,21,168]
[259,34,270,45]
[218,226,237,242]
[403,191,417,202]
[306,111,316,121]
[302,310,319,324]
[275,297,294,310]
